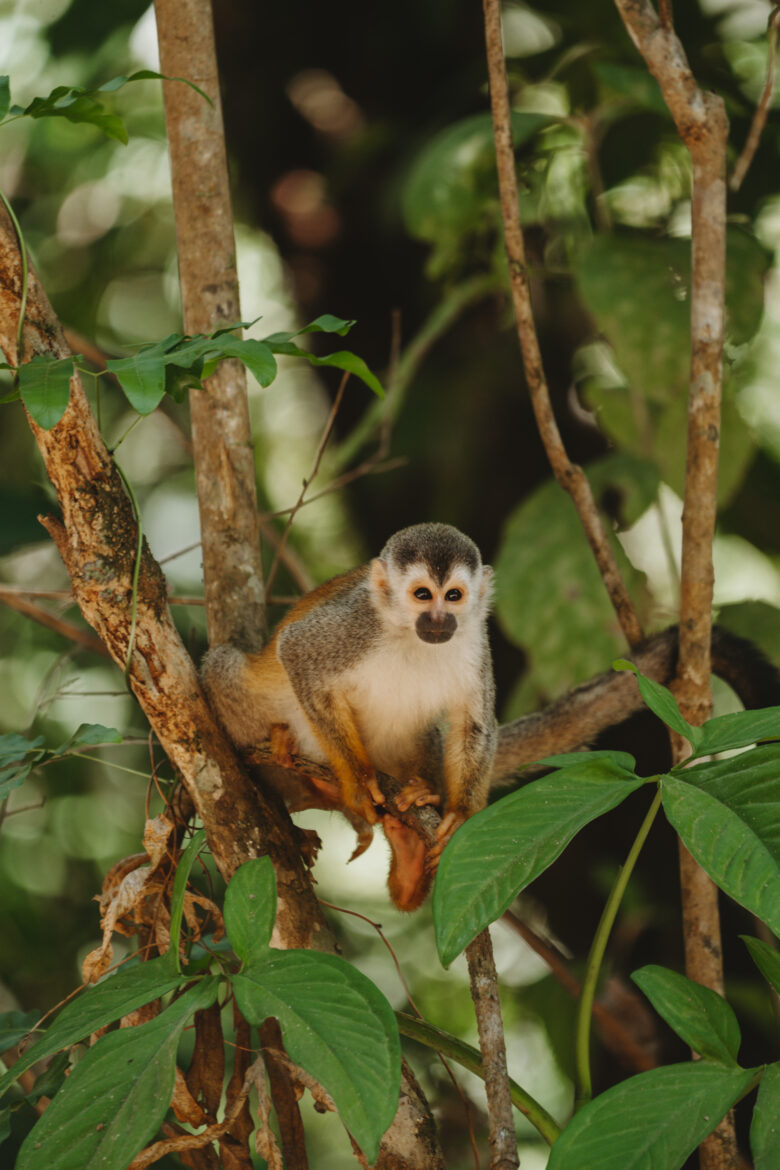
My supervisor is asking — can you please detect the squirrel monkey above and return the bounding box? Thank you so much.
[201,523,497,910]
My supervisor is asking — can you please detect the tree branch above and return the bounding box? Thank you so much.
[154,0,266,652]
[611,3,732,1166]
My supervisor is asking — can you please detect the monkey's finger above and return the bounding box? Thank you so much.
[395,778,441,812]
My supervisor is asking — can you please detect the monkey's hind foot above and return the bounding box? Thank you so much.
[395,778,441,813]
[425,810,467,873]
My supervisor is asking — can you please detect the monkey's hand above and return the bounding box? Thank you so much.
[395,778,441,812]
[425,809,467,873]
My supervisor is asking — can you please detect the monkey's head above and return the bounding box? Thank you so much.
[370,523,493,644]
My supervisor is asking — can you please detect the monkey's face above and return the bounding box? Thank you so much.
[370,552,493,642]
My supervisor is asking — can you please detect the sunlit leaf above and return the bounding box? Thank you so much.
[16,978,217,1170]
[209,336,277,386]
[547,1062,757,1170]
[434,759,644,966]
[632,965,741,1064]
[107,344,168,414]
[56,724,123,752]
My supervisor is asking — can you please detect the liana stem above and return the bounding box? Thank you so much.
[575,785,663,1104]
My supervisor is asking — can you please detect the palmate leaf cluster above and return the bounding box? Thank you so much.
[434,668,780,1168]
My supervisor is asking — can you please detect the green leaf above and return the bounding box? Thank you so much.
[751,1062,780,1170]
[16,978,217,1170]
[495,463,650,703]
[0,733,45,767]
[613,660,702,745]
[18,356,74,430]
[296,313,356,337]
[433,759,644,966]
[538,749,637,772]
[593,62,668,115]
[693,708,780,758]
[168,830,207,970]
[224,856,277,965]
[208,336,277,386]
[402,111,553,244]
[661,746,780,935]
[0,956,188,1099]
[547,1062,757,1170]
[266,339,384,398]
[107,343,169,414]
[0,76,10,122]
[742,935,780,996]
[631,965,741,1064]
[0,1011,41,1054]
[234,951,400,1163]
[57,724,123,752]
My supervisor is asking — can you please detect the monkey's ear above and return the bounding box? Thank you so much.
[370,557,392,602]
[479,564,494,601]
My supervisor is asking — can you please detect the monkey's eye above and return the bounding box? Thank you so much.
[445,588,463,602]
[413,587,433,601]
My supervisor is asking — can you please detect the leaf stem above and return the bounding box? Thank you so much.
[575,785,663,1104]
[396,1011,561,1145]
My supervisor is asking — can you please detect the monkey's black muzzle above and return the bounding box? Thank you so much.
[416,612,457,644]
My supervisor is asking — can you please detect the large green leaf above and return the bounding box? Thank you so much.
[661,745,780,935]
[0,956,187,1098]
[693,707,780,758]
[576,231,769,404]
[265,339,384,398]
[547,1062,757,1170]
[433,758,645,966]
[494,461,650,700]
[401,111,553,244]
[234,951,400,1163]
[0,1011,41,1055]
[107,341,170,414]
[631,965,741,1064]
[18,356,75,430]
[16,977,217,1170]
[742,934,780,996]
[223,855,277,966]
[751,1062,780,1170]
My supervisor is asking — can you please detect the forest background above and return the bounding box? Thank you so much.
[2,0,780,1166]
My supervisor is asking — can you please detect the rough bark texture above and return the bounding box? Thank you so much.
[612,3,733,1167]
[154,0,265,652]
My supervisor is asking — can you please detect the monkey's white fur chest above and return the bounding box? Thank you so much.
[341,631,480,775]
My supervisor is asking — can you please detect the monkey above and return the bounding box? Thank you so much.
[201,523,497,911]
[202,521,780,912]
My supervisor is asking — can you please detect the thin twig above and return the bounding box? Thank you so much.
[0,587,109,657]
[481,0,643,649]
[730,4,780,192]
[265,371,350,596]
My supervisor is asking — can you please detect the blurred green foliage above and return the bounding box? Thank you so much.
[2,0,780,1164]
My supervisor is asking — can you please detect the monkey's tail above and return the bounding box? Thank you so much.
[491,625,780,783]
